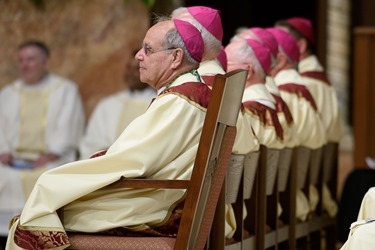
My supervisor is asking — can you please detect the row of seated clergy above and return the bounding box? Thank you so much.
[275,18,344,223]
[224,35,280,245]
[212,142,339,249]
[217,31,292,245]
[198,16,342,248]
[218,27,340,246]
[170,6,247,240]
[235,19,344,221]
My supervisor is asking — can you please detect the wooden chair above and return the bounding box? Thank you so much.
[276,147,294,249]
[308,143,339,250]
[256,146,280,250]
[210,149,261,250]
[242,150,261,249]
[63,69,248,250]
[290,146,312,249]
[215,146,280,250]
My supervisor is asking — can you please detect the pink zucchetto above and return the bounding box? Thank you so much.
[173,19,204,63]
[216,45,227,71]
[250,27,278,59]
[246,39,271,75]
[187,6,223,41]
[286,17,315,44]
[266,28,300,63]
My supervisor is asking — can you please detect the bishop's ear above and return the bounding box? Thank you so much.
[246,64,254,80]
[298,38,308,55]
[171,48,184,69]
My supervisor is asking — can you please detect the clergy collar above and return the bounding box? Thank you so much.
[243,83,276,104]
[157,69,201,95]
[265,76,281,95]
[198,59,226,76]
[298,54,323,73]
[17,73,51,90]
[273,68,304,86]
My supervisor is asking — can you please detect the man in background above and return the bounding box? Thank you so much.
[79,50,155,159]
[0,40,84,246]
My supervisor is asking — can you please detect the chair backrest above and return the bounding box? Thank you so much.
[322,143,338,184]
[243,151,261,199]
[296,146,311,189]
[218,151,259,208]
[309,147,323,185]
[278,147,293,192]
[266,148,280,195]
[226,154,245,204]
[175,69,247,249]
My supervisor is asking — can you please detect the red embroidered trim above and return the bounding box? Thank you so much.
[89,150,107,158]
[271,94,294,125]
[160,82,211,109]
[201,75,216,87]
[242,101,284,140]
[300,71,331,86]
[14,225,69,250]
[278,83,318,111]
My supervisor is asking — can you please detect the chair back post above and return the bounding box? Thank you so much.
[175,69,247,249]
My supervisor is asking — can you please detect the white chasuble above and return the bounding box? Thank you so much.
[0,74,84,236]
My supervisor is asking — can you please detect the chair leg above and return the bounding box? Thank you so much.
[309,231,321,250]
[325,225,337,250]
[296,237,308,250]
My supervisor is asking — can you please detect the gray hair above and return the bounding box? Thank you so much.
[231,39,266,78]
[231,31,277,69]
[164,26,199,65]
[278,46,298,68]
[171,7,221,60]
[154,15,199,65]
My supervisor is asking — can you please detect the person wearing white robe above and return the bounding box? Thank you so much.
[267,28,326,222]
[340,219,375,250]
[340,188,375,250]
[226,38,284,150]
[171,6,225,87]
[224,37,284,240]
[6,18,210,250]
[298,55,344,142]
[171,6,261,239]
[79,51,156,160]
[275,17,344,143]
[275,17,343,217]
[356,187,375,221]
[0,41,84,239]
[79,87,155,159]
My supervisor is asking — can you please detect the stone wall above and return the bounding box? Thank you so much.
[0,0,150,117]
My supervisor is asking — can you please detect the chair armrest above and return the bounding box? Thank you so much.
[107,177,190,189]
